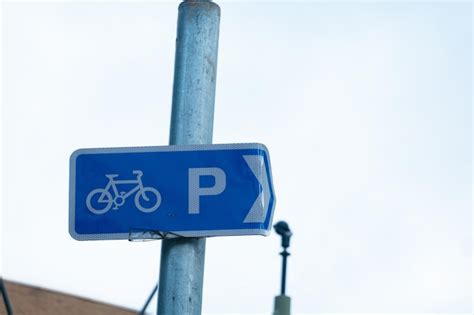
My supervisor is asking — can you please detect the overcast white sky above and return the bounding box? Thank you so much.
[1,1,472,314]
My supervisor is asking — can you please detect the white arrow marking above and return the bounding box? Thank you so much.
[243,155,271,223]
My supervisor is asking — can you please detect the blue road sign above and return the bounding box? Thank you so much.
[69,143,275,240]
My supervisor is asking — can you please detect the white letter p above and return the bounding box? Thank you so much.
[188,167,226,214]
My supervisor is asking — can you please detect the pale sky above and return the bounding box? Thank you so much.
[1,1,472,314]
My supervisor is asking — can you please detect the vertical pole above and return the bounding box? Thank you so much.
[158,1,220,314]
[280,250,289,295]
[273,222,292,315]
[139,284,158,315]
[0,278,13,315]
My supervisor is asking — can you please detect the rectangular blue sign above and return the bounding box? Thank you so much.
[69,143,275,240]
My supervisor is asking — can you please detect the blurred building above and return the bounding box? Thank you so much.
[1,280,136,315]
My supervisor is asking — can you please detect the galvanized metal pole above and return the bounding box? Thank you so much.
[157,1,220,314]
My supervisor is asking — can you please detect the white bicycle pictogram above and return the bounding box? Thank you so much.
[86,170,161,215]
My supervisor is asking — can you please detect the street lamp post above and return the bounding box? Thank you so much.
[273,221,292,315]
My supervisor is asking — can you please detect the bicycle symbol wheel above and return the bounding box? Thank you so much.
[135,187,161,213]
[86,188,113,214]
